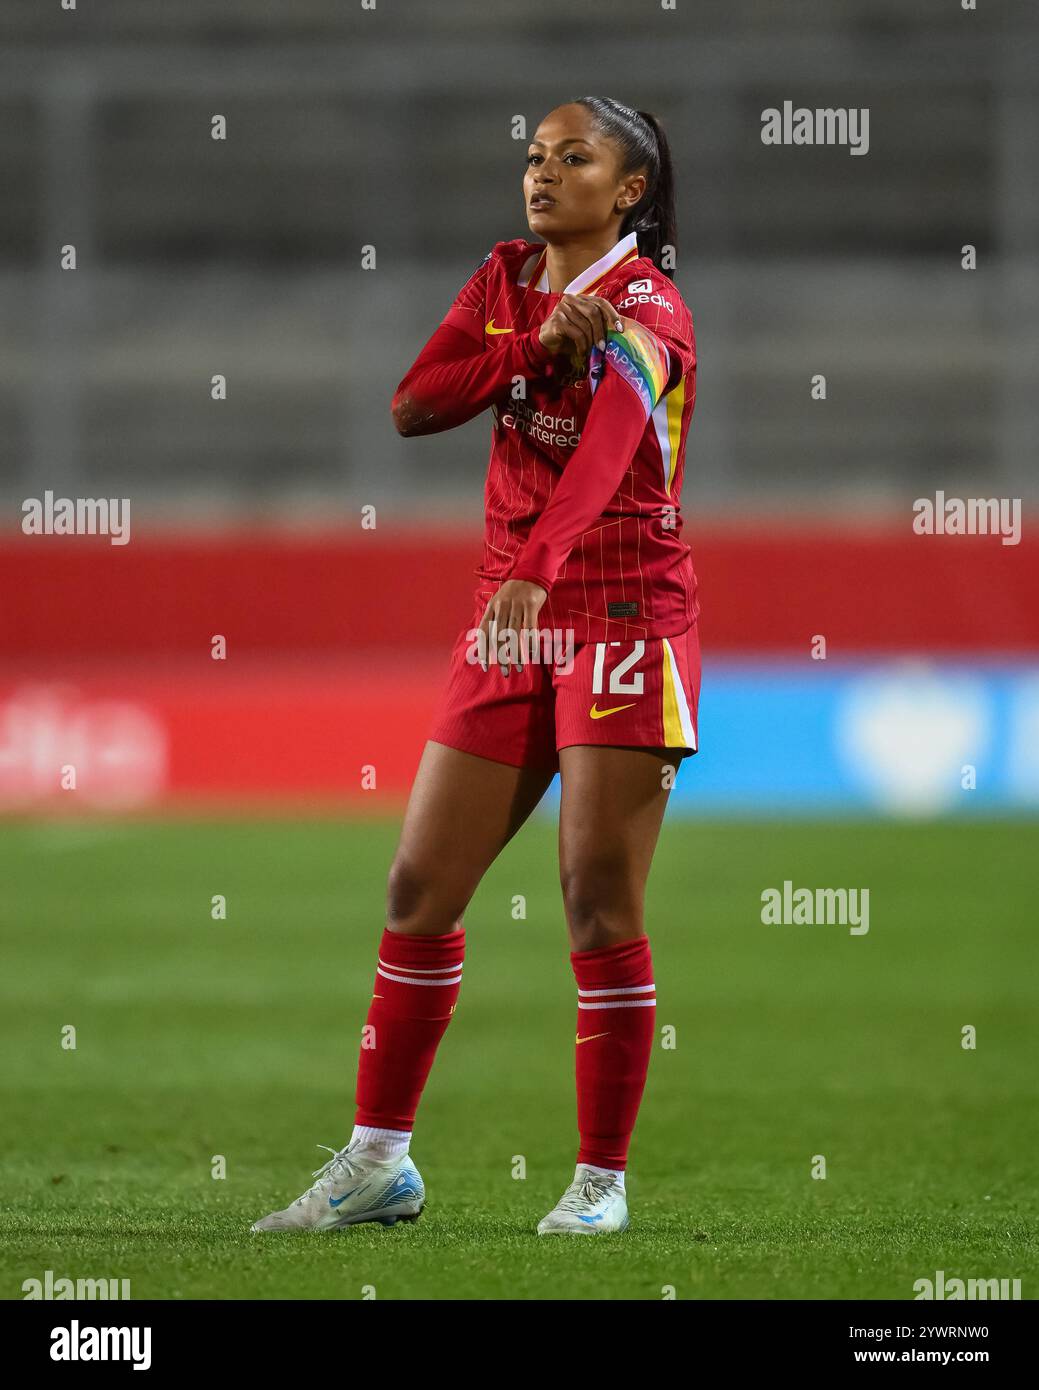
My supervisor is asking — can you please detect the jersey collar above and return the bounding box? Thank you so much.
[518,231,641,295]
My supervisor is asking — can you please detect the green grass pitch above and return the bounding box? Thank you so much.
[2,815,1036,1300]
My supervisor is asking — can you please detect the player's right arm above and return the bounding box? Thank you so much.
[390,249,621,437]
[391,322,550,436]
[391,248,549,437]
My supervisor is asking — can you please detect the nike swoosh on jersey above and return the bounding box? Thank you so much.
[576,1032,611,1045]
[589,702,637,719]
[485,320,513,334]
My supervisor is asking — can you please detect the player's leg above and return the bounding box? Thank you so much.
[537,743,682,1235]
[558,742,677,952]
[385,739,556,937]
[537,626,699,1234]
[251,744,555,1234]
[353,740,555,1149]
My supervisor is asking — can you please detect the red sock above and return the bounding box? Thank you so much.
[354,926,465,1132]
[572,936,656,1170]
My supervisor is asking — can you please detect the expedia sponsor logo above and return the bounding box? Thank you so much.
[617,291,674,313]
[498,399,581,448]
[628,279,653,293]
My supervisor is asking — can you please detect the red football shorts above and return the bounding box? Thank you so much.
[427,592,701,771]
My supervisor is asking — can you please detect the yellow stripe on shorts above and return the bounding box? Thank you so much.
[661,638,686,748]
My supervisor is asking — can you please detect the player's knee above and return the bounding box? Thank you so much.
[560,860,639,946]
[386,854,464,935]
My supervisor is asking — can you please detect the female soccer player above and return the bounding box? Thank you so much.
[252,97,699,1237]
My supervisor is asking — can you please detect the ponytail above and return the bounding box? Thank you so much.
[572,96,678,278]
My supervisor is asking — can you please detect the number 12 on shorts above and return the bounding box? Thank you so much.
[591,641,646,696]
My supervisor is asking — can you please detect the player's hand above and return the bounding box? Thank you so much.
[538,293,623,384]
[477,579,548,677]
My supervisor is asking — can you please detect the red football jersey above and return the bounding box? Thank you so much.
[394,230,699,645]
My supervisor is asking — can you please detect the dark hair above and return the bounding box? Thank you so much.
[571,96,677,278]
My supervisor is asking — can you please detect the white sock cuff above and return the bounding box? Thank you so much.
[578,1161,626,1190]
[351,1125,412,1160]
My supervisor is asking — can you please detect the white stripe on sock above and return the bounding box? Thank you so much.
[378,958,463,974]
[578,999,657,1009]
[577,983,655,997]
[376,967,463,986]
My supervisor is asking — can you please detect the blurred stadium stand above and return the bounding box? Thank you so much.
[1,0,1036,513]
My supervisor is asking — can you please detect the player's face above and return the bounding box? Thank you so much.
[525,104,646,241]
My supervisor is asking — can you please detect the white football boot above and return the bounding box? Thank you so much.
[536,1165,629,1235]
[250,1142,425,1233]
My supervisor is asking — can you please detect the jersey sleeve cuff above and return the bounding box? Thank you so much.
[517,330,554,370]
[506,561,554,594]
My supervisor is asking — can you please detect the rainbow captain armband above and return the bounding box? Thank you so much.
[588,319,671,419]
